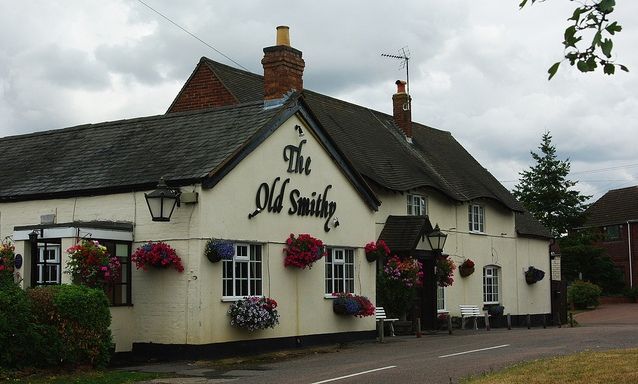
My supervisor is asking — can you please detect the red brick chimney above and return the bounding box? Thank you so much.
[393,80,412,139]
[261,26,305,100]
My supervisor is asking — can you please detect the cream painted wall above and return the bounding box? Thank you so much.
[372,186,551,316]
[0,113,378,352]
[192,116,377,344]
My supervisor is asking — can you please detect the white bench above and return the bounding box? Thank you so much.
[376,307,399,339]
[459,304,486,330]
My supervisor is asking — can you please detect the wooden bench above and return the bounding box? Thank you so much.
[459,304,486,330]
[376,307,399,340]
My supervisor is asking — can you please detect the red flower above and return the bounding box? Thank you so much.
[132,241,184,272]
[283,234,326,269]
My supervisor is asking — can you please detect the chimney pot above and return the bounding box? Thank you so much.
[276,25,291,46]
[395,80,407,94]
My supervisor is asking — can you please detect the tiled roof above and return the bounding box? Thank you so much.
[583,186,638,227]
[0,102,282,200]
[1,56,534,221]
[379,215,433,252]
[515,212,553,239]
[205,59,524,211]
[202,58,263,103]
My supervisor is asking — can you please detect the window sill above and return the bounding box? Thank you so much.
[221,296,263,302]
[469,231,487,236]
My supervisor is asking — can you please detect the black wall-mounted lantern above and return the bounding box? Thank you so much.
[426,224,448,252]
[144,178,181,222]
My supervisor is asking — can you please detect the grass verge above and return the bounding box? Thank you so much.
[0,369,171,384]
[462,348,638,384]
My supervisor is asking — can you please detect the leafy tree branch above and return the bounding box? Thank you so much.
[520,0,628,79]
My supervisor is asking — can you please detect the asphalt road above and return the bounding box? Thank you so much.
[134,304,638,384]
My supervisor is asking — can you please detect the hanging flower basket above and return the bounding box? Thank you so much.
[65,239,120,288]
[0,238,16,281]
[283,233,325,269]
[228,296,280,331]
[364,240,390,262]
[459,259,475,278]
[132,241,184,272]
[525,266,545,284]
[435,255,456,287]
[332,293,375,317]
[204,239,235,263]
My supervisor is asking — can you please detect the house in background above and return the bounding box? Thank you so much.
[0,26,552,356]
[580,186,638,288]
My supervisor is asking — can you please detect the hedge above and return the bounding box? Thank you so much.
[0,279,113,369]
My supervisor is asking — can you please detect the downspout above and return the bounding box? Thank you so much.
[628,221,634,288]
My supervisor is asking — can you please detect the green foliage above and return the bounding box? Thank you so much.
[0,279,58,368]
[559,231,625,294]
[623,287,638,302]
[520,0,628,79]
[513,132,590,236]
[568,280,602,309]
[376,272,416,319]
[28,285,113,368]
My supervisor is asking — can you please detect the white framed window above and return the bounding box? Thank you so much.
[468,204,485,233]
[325,248,355,295]
[222,243,262,299]
[437,286,445,311]
[407,194,427,216]
[37,244,61,285]
[483,265,500,304]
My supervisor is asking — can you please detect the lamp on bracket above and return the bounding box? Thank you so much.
[426,224,448,252]
[144,177,181,222]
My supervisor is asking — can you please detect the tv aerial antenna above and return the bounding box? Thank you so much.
[381,46,411,95]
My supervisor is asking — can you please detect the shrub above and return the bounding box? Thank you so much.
[568,280,602,309]
[0,279,58,368]
[28,284,113,367]
[624,287,638,302]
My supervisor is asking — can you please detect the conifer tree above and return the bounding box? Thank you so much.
[513,132,590,236]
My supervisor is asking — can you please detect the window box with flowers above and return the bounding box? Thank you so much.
[364,240,390,262]
[283,233,325,269]
[0,238,16,281]
[525,266,545,284]
[435,255,456,287]
[228,296,280,331]
[332,292,375,317]
[65,239,121,288]
[458,258,475,278]
[132,241,184,272]
[204,239,235,263]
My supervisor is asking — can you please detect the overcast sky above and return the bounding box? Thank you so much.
[1,1,636,201]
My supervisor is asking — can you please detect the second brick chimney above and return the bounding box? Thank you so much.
[261,26,305,101]
[392,80,412,139]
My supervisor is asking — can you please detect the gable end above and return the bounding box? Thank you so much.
[167,59,239,113]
